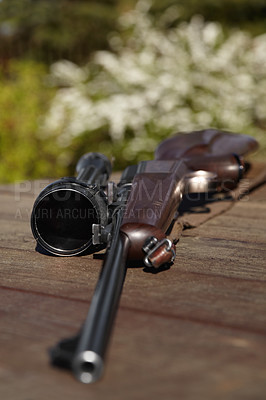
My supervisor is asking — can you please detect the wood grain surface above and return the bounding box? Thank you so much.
[0,168,265,400]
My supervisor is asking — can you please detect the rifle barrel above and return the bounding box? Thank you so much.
[72,209,130,383]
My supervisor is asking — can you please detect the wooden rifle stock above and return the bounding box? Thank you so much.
[121,129,258,262]
[155,129,258,159]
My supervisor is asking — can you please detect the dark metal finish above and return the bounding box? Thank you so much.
[75,152,112,185]
[72,209,130,383]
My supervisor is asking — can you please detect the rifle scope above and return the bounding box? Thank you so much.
[31,153,111,256]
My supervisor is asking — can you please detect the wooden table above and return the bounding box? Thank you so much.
[0,172,266,400]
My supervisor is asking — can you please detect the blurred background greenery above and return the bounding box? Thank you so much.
[0,0,265,182]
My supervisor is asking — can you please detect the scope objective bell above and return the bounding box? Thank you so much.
[31,178,109,256]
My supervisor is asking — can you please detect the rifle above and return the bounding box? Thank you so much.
[31,129,258,383]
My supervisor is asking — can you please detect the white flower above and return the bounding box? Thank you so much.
[41,0,266,160]
[50,60,88,86]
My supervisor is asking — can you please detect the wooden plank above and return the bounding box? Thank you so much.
[1,244,265,334]
[0,168,266,399]
[0,290,265,400]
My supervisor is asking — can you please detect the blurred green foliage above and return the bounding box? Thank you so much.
[0,0,265,182]
[0,60,65,182]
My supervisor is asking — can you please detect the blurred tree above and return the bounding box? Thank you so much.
[152,0,266,35]
[0,0,265,182]
[1,0,266,66]
[0,0,118,64]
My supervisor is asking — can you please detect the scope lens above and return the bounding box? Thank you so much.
[33,189,98,253]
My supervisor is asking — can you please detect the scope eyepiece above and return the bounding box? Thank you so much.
[31,178,108,256]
